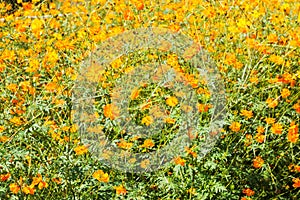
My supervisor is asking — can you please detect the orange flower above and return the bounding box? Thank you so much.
[166,96,178,107]
[135,0,144,10]
[229,122,241,132]
[289,164,300,173]
[130,88,140,100]
[174,156,186,166]
[197,104,212,112]
[45,82,58,92]
[0,135,9,143]
[117,140,133,150]
[0,173,10,181]
[22,184,35,195]
[52,177,62,184]
[140,139,154,148]
[271,123,283,134]
[92,170,109,183]
[6,83,18,93]
[240,109,253,119]
[257,126,265,134]
[292,178,300,188]
[38,181,48,190]
[141,116,153,126]
[185,147,197,158]
[103,104,119,120]
[164,117,176,124]
[31,174,42,186]
[9,183,20,194]
[287,121,299,143]
[244,134,252,146]
[0,125,5,132]
[266,98,278,108]
[253,156,264,169]
[281,88,290,98]
[269,54,284,65]
[10,116,23,126]
[242,188,255,196]
[114,185,127,195]
[293,103,300,114]
[265,117,275,124]
[124,9,134,20]
[254,133,265,143]
[74,145,88,155]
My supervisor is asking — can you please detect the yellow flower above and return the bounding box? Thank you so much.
[92,170,109,183]
[6,83,18,93]
[38,181,48,190]
[31,18,43,33]
[10,116,23,126]
[141,116,153,126]
[103,104,120,120]
[74,145,88,155]
[269,54,284,65]
[166,96,178,107]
